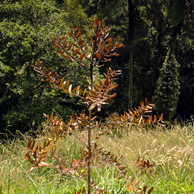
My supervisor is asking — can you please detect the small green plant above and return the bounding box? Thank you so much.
[24,16,162,194]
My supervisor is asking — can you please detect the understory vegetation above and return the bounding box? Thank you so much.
[1,122,194,193]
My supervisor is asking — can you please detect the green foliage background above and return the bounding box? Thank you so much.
[0,0,194,134]
[0,0,91,134]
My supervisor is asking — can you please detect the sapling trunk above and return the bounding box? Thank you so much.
[87,64,93,194]
[87,109,91,194]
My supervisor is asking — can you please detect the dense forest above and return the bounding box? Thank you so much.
[0,0,194,135]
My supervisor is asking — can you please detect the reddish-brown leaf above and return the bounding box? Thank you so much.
[73,48,80,57]
[61,54,70,58]
[95,53,101,59]
[92,46,95,52]
[27,138,32,148]
[103,41,108,51]
[29,140,35,150]
[53,45,60,48]
[108,38,113,47]
[126,186,138,191]
[133,180,140,186]
[56,34,59,42]
[67,42,74,51]
[102,59,111,62]
[36,61,43,67]
[73,25,80,34]
[131,177,135,184]
[145,98,148,105]
[99,132,106,136]
[100,47,105,55]
[25,154,35,164]
[67,32,75,38]
[56,119,62,125]
[25,167,35,173]
[116,43,124,48]
[82,40,87,47]
[94,83,103,91]
[89,35,95,43]
[60,35,66,42]
[63,40,68,48]
[69,24,73,31]
[143,186,147,192]
[112,52,120,57]
[94,15,97,24]
[49,38,55,42]
[91,22,95,31]
[54,72,58,79]
[98,146,104,150]
[55,50,64,54]
[78,36,83,45]
[148,187,154,194]
[48,71,53,78]
[118,166,126,170]
[104,77,109,86]
[76,30,82,39]
[79,53,86,62]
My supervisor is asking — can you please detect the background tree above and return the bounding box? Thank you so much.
[93,0,136,109]
[169,0,194,120]
[153,50,180,121]
[0,0,91,134]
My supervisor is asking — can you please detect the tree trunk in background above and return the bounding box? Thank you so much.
[128,0,135,109]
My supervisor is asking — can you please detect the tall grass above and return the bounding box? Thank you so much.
[0,122,194,193]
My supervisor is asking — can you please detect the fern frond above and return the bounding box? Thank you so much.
[168,0,186,26]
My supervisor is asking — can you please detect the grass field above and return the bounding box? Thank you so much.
[1,122,194,193]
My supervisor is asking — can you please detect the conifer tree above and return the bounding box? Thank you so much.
[153,50,180,120]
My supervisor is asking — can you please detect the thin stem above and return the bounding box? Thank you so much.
[87,109,91,194]
[87,64,93,194]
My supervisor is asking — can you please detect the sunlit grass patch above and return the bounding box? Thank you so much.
[0,123,194,193]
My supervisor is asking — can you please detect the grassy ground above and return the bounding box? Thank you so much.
[1,122,194,193]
